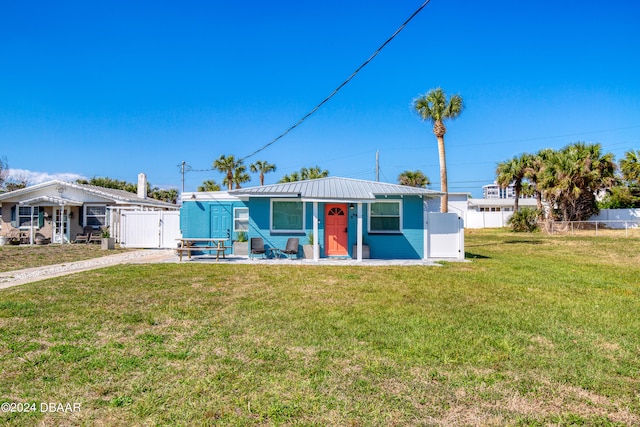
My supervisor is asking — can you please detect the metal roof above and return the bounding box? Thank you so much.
[230,177,442,201]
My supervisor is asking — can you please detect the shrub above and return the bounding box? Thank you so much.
[508,207,541,232]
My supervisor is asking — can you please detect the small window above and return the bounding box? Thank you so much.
[369,201,401,233]
[271,200,304,232]
[234,207,249,231]
[85,205,107,228]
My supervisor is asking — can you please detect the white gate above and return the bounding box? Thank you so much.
[120,211,181,248]
[425,212,465,260]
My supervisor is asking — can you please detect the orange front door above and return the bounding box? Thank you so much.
[325,204,348,256]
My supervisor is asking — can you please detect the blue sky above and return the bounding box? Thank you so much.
[1,0,638,198]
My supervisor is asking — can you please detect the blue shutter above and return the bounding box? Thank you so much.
[10,205,17,227]
[38,207,45,228]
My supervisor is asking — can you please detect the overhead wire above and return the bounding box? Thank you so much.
[239,0,432,162]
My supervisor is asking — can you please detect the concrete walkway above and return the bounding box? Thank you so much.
[0,249,447,290]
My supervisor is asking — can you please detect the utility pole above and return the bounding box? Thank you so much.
[181,161,186,193]
[375,150,379,182]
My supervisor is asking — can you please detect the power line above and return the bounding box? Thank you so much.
[239,0,432,162]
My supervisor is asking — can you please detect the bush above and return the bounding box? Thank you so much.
[508,207,541,232]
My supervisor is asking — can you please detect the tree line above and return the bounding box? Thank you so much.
[496,145,640,225]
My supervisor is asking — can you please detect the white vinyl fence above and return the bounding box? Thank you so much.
[465,211,513,229]
[425,212,465,260]
[119,211,181,248]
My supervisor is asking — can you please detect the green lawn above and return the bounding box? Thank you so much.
[0,243,129,273]
[1,230,639,426]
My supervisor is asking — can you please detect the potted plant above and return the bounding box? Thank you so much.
[352,238,370,259]
[101,227,115,250]
[233,231,248,256]
[302,233,315,259]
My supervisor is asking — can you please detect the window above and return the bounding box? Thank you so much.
[369,201,401,233]
[234,207,249,231]
[19,206,37,228]
[85,205,107,228]
[271,200,304,232]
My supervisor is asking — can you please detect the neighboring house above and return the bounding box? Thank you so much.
[468,198,539,213]
[483,181,534,200]
[181,177,465,261]
[0,173,178,244]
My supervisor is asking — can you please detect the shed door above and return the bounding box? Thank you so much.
[325,204,348,256]
[210,204,231,253]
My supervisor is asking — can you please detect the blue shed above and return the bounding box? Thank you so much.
[179,191,248,255]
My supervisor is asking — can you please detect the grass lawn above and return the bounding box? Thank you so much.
[0,244,129,273]
[1,229,639,426]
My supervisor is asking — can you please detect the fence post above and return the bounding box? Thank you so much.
[595,221,598,236]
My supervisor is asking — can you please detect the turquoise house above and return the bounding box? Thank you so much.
[180,177,464,261]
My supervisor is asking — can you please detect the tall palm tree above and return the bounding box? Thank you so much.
[197,180,221,192]
[413,88,464,212]
[398,170,430,188]
[250,160,277,186]
[213,154,243,190]
[496,154,527,211]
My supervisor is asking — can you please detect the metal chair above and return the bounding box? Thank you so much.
[250,237,266,259]
[281,238,299,259]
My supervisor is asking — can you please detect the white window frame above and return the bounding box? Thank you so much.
[270,200,305,233]
[233,207,249,232]
[84,204,108,229]
[18,206,38,229]
[368,200,402,234]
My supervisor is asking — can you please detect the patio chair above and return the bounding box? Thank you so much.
[250,237,266,259]
[281,238,299,259]
[74,226,93,243]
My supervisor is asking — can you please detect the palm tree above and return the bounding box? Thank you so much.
[496,154,527,211]
[213,154,244,190]
[538,142,616,222]
[250,160,277,186]
[523,149,553,213]
[300,166,329,180]
[413,88,464,212]
[620,150,640,186]
[231,165,251,189]
[279,166,328,183]
[197,180,221,192]
[279,171,301,183]
[398,170,430,188]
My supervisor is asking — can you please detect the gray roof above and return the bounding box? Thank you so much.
[0,180,177,208]
[230,177,442,201]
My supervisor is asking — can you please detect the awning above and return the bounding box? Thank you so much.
[18,196,84,207]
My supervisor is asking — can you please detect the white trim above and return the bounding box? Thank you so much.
[233,207,249,232]
[84,204,108,229]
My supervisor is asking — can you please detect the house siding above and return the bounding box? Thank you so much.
[180,199,248,241]
[247,196,425,259]
[366,196,423,259]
